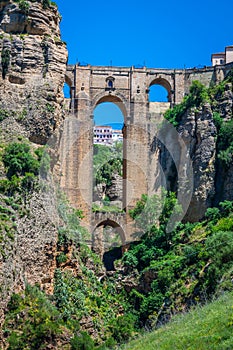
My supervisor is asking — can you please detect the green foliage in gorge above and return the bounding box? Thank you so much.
[14,0,30,14]
[14,0,57,10]
[93,143,123,187]
[216,119,233,167]
[2,142,39,179]
[4,285,62,349]
[123,195,233,328]
[129,191,182,234]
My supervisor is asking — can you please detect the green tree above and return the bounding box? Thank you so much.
[93,143,123,188]
[2,142,39,179]
[129,191,181,233]
[164,80,209,127]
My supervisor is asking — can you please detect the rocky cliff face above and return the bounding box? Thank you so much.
[178,103,217,222]
[0,0,67,143]
[0,0,68,338]
[213,84,233,204]
[152,82,233,222]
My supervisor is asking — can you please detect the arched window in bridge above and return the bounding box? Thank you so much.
[148,77,172,103]
[108,80,113,88]
[106,76,115,90]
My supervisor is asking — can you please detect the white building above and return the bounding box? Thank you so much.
[212,45,233,66]
[112,129,123,143]
[93,126,112,146]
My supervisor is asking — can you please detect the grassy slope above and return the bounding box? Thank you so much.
[122,292,233,350]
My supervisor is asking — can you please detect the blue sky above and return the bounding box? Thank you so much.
[56,0,233,124]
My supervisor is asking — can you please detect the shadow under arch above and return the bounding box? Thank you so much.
[149,77,172,102]
[92,92,128,120]
[93,218,126,271]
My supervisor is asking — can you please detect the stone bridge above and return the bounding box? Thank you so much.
[60,62,233,251]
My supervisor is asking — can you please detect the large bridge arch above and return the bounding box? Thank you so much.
[91,91,129,120]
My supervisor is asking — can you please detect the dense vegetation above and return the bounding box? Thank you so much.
[93,143,123,188]
[121,194,233,330]
[164,70,233,175]
[2,186,233,348]
[164,80,210,126]
[0,142,49,195]
[2,190,135,349]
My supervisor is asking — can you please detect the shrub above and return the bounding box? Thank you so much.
[219,200,233,216]
[212,217,233,233]
[0,176,21,195]
[204,231,233,292]
[218,145,233,167]
[164,80,209,127]
[0,108,10,122]
[217,120,233,167]
[2,142,39,179]
[129,191,181,233]
[109,314,135,344]
[42,0,51,9]
[70,332,94,350]
[17,0,30,14]
[213,111,223,131]
[21,172,37,191]
[205,207,220,221]
[56,252,68,265]
[4,285,62,349]
[122,251,138,268]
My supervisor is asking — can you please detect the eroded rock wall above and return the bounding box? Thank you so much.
[0,0,68,143]
[0,0,68,337]
[151,83,233,222]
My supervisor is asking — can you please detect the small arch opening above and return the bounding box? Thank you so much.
[108,80,113,88]
[148,78,172,103]
[148,78,172,117]
[106,76,115,90]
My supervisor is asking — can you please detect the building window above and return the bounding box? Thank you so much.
[108,80,113,88]
[106,76,115,90]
